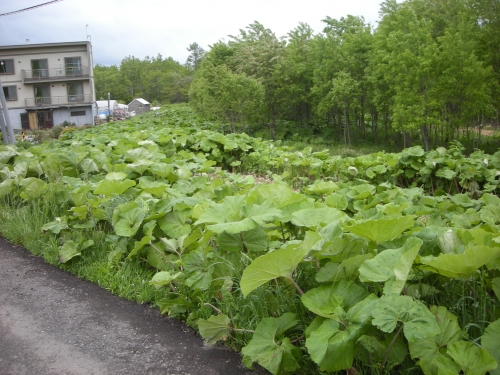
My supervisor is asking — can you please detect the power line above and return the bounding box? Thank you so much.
[0,0,64,17]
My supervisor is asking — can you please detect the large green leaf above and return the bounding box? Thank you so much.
[345,216,415,245]
[241,313,301,375]
[111,198,148,237]
[447,341,497,375]
[58,239,94,263]
[291,207,346,227]
[93,178,136,196]
[197,314,232,346]
[481,319,500,375]
[305,294,378,372]
[492,278,500,301]
[149,271,182,289]
[359,237,422,295]
[419,245,500,279]
[304,180,339,195]
[300,280,368,319]
[0,179,15,197]
[19,177,47,200]
[241,200,283,226]
[217,226,268,253]
[372,295,440,342]
[183,249,214,291]
[58,240,81,263]
[195,195,277,234]
[409,306,463,375]
[157,296,195,315]
[240,231,321,297]
[41,217,69,234]
[158,209,191,239]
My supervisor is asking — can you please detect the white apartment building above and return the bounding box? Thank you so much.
[0,41,96,130]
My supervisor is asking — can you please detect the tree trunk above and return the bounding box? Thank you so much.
[420,125,430,151]
[372,109,378,144]
[344,107,352,145]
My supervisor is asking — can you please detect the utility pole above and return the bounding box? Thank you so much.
[107,92,111,121]
[0,79,16,144]
[0,104,9,144]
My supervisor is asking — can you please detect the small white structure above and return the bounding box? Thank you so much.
[96,100,129,119]
[128,98,150,115]
[96,100,119,116]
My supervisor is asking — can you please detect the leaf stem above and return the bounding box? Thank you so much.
[150,241,183,271]
[288,276,304,295]
[232,328,255,333]
[382,323,404,368]
[280,222,286,242]
[290,335,304,343]
[203,303,222,315]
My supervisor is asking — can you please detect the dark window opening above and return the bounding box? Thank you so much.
[31,59,49,78]
[0,59,15,74]
[65,57,82,76]
[3,85,17,101]
[71,110,86,116]
[67,83,84,101]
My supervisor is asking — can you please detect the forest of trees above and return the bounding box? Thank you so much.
[93,42,205,105]
[95,0,500,151]
[189,0,499,150]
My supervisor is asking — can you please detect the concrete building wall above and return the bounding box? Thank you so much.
[1,41,95,129]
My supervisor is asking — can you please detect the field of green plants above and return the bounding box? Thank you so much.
[1,105,499,375]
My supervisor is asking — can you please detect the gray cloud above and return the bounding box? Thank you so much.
[1,0,381,66]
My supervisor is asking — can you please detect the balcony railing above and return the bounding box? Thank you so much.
[22,66,90,82]
[25,94,91,108]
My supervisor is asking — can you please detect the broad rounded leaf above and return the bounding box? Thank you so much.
[112,199,148,237]
[447,341,497,375]
[241,313,300,375]
[58,240,80,263]
[149,271,182,289]
[420,245,500,279]
[482,319,500,375]
[346,216,415,245]
[291,207,346,227]
[305,294,378,372]
[301,280,368,319]
[217,226,268,253]
[198,314,231,346]
[240,231,321,297]
[359,237,422,295]
[94,179,136,196]
[372,295,440,342]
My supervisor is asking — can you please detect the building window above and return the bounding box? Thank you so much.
[31,59,49,78]
[0,59,15,74]
[65,57,82,76]
[34,85,51,104]
[70,110,86,116]
[2,85,17,101]
[67,83,84,101]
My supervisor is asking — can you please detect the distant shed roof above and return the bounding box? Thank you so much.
[134,98,150,105]
[96,100,119,109]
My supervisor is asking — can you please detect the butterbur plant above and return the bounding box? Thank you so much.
[1,104,499,375]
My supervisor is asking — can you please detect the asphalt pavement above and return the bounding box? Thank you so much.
[0,237,266,375]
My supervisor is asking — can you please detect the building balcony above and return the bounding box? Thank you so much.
[22,66,90,84]
[25,94,92,108]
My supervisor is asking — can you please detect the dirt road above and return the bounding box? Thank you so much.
[0,237,264,375]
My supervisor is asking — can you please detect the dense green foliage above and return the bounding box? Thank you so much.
[188,0,500,152]
[1,105,499,374]
[94,53,194,104]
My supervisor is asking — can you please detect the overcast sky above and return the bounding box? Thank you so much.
[1,0,383,67]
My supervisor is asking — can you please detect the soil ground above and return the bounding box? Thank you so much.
[0,237,266,375]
